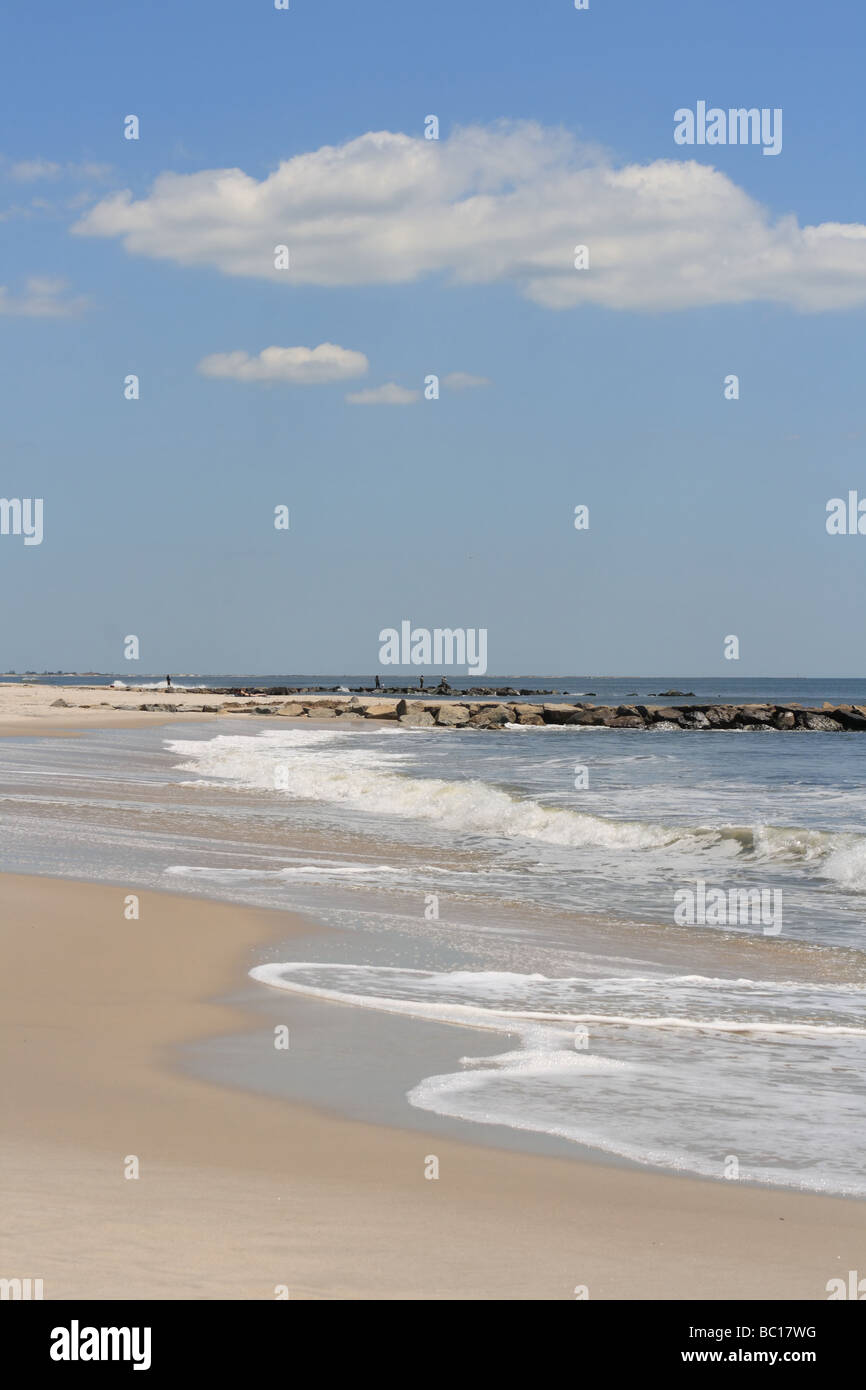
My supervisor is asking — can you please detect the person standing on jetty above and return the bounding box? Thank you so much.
[165,675,172,690]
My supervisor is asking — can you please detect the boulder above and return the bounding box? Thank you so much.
[736,705,775,725]
[774,711,796,728]
[516,704,545,722]
[704,706,736,726]
[684,711,711,728]
[542,704,578,724]
[648,707,686,725]
[469,704,514,728]
[435,704,470,726]
[829,709,866,731]
[358,701,399,720]
[800,713,842,731]
[610,715,644,728]
[50,698,71,708]
[399,707,436,727]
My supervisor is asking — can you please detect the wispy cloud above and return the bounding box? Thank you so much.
[9,158,62,181]
[73,121,866,312]
[0,276,87,318]
[4,157,113,183]
[345,382,420,405]
[197,343,369,384]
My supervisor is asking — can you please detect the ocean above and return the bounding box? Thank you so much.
[2,682,864,1196]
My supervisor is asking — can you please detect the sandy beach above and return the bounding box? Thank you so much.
[0,682,287,737]
[1,866,863,1301]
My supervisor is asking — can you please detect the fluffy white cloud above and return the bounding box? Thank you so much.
[197,343,368,384]
[0,276,86,317]
[345,382,420,405]
[443,372,491,390]
[72,122,866,312]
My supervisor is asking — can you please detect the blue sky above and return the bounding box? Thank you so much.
[1,0,865,675]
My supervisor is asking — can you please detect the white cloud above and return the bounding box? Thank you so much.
[0,276,86,317]
[345,382,420,405]
[197,343,368,384]
[72,121,866,312]
[4,157,113,183]
[9,159,61,181]
[443,372,491,390]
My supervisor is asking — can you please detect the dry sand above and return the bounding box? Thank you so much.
[0,681,279,736]
[1,872,862,1300]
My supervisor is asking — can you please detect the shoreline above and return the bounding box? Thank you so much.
[0,682,865,738]
[2,871,864,1299]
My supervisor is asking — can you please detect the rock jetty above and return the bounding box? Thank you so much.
[181,694,866,731]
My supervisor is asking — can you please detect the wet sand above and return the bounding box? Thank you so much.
[1,872,862,1300]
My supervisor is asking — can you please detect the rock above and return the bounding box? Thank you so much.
[801,713,842,731]
[830,709,866,731]
[50,698,71,707]
[774,711,796,728]
[435,704,470,726]
[357,701,399,720]
[657,689,694,697]
[685,711,711,728]
[649,707,686,725]
[469,704,514,728]
[567,707,615,725]
[610,715,644,728]
[399,707,436,727]
[542,704,578,724]
[310,707,337,718]
[738,705,775,725]
[516,704,545,722]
